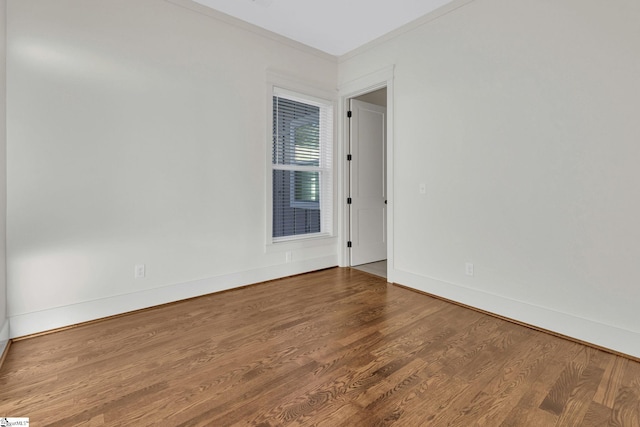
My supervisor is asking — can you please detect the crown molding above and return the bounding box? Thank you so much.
[339,0,475,63]
[163,0,337,63]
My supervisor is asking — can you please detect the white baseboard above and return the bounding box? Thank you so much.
[9,256,337,339]
[392,269,640,359]
[0,318,9,356]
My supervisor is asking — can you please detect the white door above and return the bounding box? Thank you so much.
[349,99,387,266]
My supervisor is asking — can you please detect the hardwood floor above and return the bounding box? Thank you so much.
[1,267,639,426]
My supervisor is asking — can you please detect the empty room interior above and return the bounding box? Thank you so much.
[1,0,640,425]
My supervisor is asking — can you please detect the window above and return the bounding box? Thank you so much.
[272,88,333,241]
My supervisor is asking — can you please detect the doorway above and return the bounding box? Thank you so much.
[348,88,387,278]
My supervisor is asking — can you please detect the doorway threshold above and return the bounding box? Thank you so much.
[351,260,387,279]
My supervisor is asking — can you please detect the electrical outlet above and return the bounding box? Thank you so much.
[465,262,474,277]
[419,183,427,195]
[285,251,292,263]
[135,264,146,279]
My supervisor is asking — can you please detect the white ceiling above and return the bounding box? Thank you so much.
[192,0,455,56]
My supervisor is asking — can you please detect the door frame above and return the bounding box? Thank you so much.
[337,65,395,282]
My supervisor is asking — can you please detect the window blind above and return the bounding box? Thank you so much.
[272,89,333,240]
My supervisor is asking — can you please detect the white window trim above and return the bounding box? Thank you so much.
[265,72,337,250]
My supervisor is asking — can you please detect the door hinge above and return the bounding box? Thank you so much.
[347,154,352,161]
[347,111,352,118]
[347,241,352,248]
[347,197,352,204]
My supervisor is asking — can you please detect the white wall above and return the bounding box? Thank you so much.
[340,0,640,357]
[6,0,338,337]
[7,0,640,359]
[0,0,8,352]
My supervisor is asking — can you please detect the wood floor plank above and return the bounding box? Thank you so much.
[471,339,566,426]
[418,326,555,426]
[539,347,597,416]
[1,267,640,426]
[554,350,606,426]
[594,356,630,409]
[581,401,614,427]
[610,379,640,427]
[390,372,471,425]
[499,340,582,426]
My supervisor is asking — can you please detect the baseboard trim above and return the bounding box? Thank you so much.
[10,257,338,339]
[0,319,10,370]
[392,269,640,360]
[0,340,11,371]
